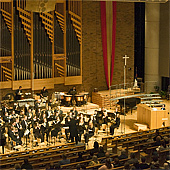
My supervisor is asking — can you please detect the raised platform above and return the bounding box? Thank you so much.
[60,102,99,113]
[92,88,140,108]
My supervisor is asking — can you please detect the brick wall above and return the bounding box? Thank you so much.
[81,1,134,93]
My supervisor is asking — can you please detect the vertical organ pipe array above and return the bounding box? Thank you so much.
[54,13,64,54]
[33,13,52,79]
[0,11,11,56]
[66,11,80,76]
[14,2,30,80]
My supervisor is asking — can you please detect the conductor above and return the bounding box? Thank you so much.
[15,86,22,100]
[69,117,78,144]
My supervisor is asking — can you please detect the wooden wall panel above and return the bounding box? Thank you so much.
[65,76,82,85]
[12,80,31,90]
[32,78,54,90]
[0,81,11,89]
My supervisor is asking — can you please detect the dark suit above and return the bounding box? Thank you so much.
[21,120,27,130]
[40,89,48,98]
[15,89,22,100]
[2,106,8,116]
[69,118,78,144]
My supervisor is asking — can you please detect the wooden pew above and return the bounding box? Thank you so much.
[0,142,76,159]
[61,153,118,169]
[0,144,85,168]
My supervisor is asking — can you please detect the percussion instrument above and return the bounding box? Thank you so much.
[75,95,84,106]
[20,95,24,100]
[79,92,89,104]
[64,95,72,102]
[64,95,72,107]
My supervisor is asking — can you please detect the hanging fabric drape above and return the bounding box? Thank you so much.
[100,1,116,89]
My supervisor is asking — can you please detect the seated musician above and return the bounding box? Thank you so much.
[70,107,78,118]
[3,112,9,123]
[9,126,22,145]
[96,109,104,129]
[87,120,95,138]
[40,86,48,98]
[2,103,8,116]
[110,114,120,135]
[56,106,64,121]
[69,86,77,95]
[102,111,109,131]
[15,86,22,100]
[15,118,24,138]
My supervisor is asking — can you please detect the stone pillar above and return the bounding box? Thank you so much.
[145,3,160,93]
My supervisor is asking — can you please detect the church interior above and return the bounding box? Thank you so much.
[0,0,170,169]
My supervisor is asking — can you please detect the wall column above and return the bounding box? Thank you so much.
[145,3,160,93]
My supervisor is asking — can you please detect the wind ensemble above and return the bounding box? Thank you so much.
[0,86,120,152]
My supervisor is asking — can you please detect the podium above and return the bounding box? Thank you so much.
[137,104,168,129]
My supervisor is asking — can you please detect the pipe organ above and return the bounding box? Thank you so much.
[0,0,82,90]
[14,1,31,80]
[0,2,12,82]
[33,12,52,79]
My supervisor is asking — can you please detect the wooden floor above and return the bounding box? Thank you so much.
[1,99,169,155]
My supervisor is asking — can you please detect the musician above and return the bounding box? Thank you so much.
[78,115,86,142]
[96,111,104,129]
[21,115,29,131]
[41,118,50,142]
[69,86,77,95]
[15,118,24,138]
[15,86,22,100]
[69,86,77,105]
[110,114,120,135]
[102,111,109,131]
[9,126,22,145]
[39,111,46,124]
[13,103,20,114]
[35,100,41,113]
[24,102,30,114]
[33,122,43,145]
[70,107,78,118]
[64,113,70,141]
[3,112,10,123]
[69,117,78,144]
[40,86,48,98]
[2,103,8,116]
[87,120,95,138]
[51,117,61,141]
[0,127,6,154]
[36,108,41,118]
[26,108,33,119]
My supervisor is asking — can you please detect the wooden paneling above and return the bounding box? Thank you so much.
[54,77,64,84]
[65,76,82,85]
[32,78,54,90]
[12,80,31,90]
[0,81,11,89]
[137,104,168,129]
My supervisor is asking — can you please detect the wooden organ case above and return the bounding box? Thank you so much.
[0,0,82,91]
